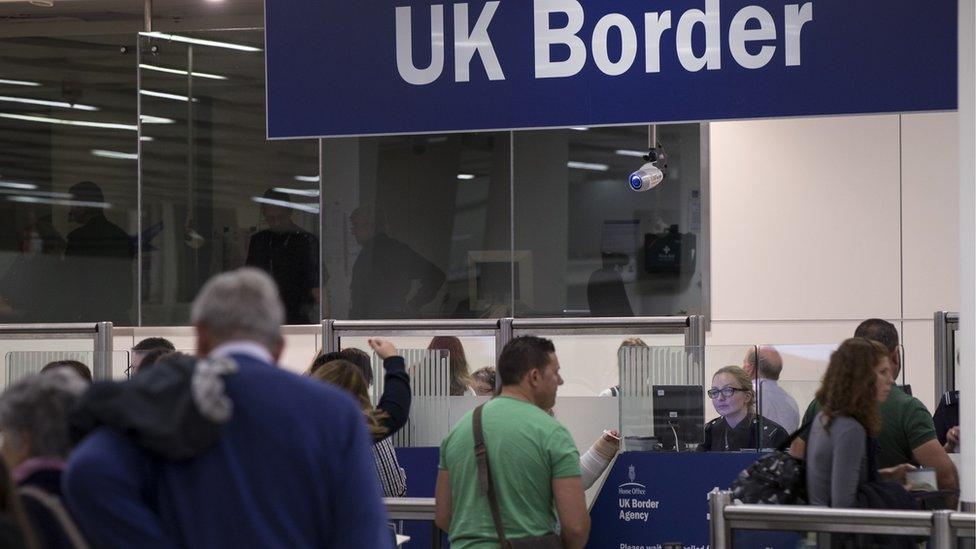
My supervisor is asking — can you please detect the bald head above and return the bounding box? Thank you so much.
[743,345,783,380]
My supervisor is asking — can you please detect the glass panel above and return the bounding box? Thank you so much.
[755,343,838,435]
[0,35,138,324]
[322,132,511,319]
[139,30,320,325]
[513,124,704,317]
[2,349,128,387]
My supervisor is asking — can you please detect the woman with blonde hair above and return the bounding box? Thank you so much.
[805,337,893,507]
[310,339,410,497]
[698,365,788,451]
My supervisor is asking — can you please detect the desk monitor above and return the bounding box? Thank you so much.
[652,385,704,451]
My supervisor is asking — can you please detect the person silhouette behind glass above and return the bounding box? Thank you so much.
[64,181,134,325]
[587,252,634,317]
[348,204,445,319]
[245,189,320,324]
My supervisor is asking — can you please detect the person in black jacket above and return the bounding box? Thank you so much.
[698,365,788,451]
[0,369,89,548]
[310,339,411,497]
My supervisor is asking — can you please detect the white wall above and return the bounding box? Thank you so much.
[709,112,960,412]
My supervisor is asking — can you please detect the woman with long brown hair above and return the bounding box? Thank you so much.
[427,336,474,396]
[310,339,410,498]
[805,337,893,507]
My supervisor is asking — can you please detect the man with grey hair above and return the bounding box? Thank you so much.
[0,369,89,548]
[743,345,800,432]
[65,268,392,548]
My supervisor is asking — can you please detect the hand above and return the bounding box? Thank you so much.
[602,429,620,443]
[368,338,397,360]
[945,426,960,452]
[879,463,915,487]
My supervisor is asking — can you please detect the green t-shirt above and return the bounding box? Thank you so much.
[438,396,581,549]
[800,386,936,468]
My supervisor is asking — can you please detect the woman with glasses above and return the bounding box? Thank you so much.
[698,365,789,451]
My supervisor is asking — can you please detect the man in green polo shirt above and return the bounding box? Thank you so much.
[435,336,589,548]
[791,319,959,506]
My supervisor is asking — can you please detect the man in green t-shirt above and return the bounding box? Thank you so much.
[791,319,958,506]
[435,336,589,549]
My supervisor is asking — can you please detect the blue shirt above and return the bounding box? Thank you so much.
[63,353,392,549]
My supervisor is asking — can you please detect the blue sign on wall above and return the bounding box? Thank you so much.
[266,0,957,138]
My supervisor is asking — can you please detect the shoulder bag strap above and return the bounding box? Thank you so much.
[473,403,509,547]
[19,486,91,549]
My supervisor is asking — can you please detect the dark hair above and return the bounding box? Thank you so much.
[133,337,176,353]
[39,360,92,382]
[497,336,556,386]
[854,319,899,353]
[816,337,888,435]
[308,348,372,385]
[68,180,104,203]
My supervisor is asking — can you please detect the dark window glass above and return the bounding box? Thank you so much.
[322,133,511,319]
[139,30,320,325]
[513,124,704,317]
[0,35,137,324]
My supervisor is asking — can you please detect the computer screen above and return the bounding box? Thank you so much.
[651,385,704,451]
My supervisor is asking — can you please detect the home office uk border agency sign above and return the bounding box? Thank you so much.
[264,0,956,139]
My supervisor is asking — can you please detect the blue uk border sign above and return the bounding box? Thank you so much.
[265,0,957,138]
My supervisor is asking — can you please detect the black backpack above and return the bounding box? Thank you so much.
[730,422,810,505]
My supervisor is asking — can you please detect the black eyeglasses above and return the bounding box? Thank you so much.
[707,387,747,399]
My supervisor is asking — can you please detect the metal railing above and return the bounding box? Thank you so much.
[708,490,976,549]
[0,322,114,380]
[323,315,706,361]
[934,311,959,403]
[384,497,443,549]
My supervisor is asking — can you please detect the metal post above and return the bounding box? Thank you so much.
[94,321,113,380]
[935,311,951,403]
[708,490,731,549]
[496,318,512,393]
[322,319,337,354]
[143,0,152,32]
[686,314,706,348]
[932,510,953,549]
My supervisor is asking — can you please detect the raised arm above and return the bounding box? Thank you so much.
[369,339,412,438]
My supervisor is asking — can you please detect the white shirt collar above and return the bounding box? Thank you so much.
[210,340,274,364]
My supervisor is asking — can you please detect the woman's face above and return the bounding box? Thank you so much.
[709,372,749,418]
[874,357,893,402]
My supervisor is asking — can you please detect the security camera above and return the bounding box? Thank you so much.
[628,144,668,192]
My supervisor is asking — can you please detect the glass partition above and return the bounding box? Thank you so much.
[3,350,128,388]
[0,34,138,325]
[513,124,705,318]
[755,343,837,435]
[138,30,320,325]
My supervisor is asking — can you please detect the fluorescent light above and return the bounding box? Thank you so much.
[0,95,98,111]
[140,32,262,52]
[456,174,475,180]
[140,115,175,124]
[7,196,111,209]
[0,188,72,198]
[252,196,319,214]
[92,149,138,160]
[140,90,194,102]
[0,181,38,190]
[140,135,154,142]
[0,113,137,131]
[272,187,320,197]
[0,79,41,87]
[570,127,589,131]
[294,175,320,183]
[567,161,609,171]
[615,149,647,158]
[139,64,227,80]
